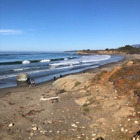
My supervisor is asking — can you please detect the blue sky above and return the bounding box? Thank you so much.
[0,0,140,51]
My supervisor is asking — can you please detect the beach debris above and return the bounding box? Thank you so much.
[9,123,14,127]
[40,96,60,101]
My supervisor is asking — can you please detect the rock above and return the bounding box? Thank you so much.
[75,96,89,106]
[127,60,133,66]
[17,73,30,82]
[32,126,38,130]
[134,121,139,124]
[9,123,14,127]
[16,73,30,85]
[71,124,77,127]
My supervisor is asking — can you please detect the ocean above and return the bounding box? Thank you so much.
[0,51,124,89]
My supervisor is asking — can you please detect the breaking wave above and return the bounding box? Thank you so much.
[0,57,75,65]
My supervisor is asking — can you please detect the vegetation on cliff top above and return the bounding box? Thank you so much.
[109,59,140,95]
[79,44,140,54]
[117,45,140,54]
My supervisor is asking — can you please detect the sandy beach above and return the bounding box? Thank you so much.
[0,54,140,140]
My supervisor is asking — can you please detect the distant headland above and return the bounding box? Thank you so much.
[77,44,140,55]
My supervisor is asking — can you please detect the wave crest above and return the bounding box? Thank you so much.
[40,59,50,62]
[22,60,30,64]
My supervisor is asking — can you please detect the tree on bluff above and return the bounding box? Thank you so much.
[118,45,133,50]
[118,45,140,54]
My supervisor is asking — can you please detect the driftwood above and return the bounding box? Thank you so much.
[40,96,60,101]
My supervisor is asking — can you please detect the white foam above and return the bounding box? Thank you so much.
[49,55,111,68]
[13,68,30,71]
[22,60,30,64]
[40,59,50,62]
[50,61,80,67]
[81,55,111,63]
[0,74,17,80]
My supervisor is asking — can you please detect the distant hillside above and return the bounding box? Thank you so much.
[132,44,140,48]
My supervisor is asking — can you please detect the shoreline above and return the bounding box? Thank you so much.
[0,54,123,89]
[0,53,135,98]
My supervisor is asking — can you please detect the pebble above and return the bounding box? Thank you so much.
[134,121,139,124]
[48,120,52,124]
[71,124,77,127]
[121,127,124,132]
[82,133,85,135]
[125,129,128,132]
[127,118,131,121]
[81,126,85,128]
[32,127,38,131]
[9,123,14,127]
[111,129,114,132]
[91,133,96,136]
[30,132,33,136]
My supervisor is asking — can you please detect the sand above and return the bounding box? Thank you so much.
[0,54,140,140]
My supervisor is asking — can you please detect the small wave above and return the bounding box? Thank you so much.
[50,61,80,67]
[22,60,30,64]
[0,74,17,80]
[13,68,30,71]
[0,61,22,65]
[40,59,50,62]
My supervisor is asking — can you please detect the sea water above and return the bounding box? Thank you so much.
[0,51,124,89]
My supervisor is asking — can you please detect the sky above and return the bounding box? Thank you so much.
[0,0,140,52]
